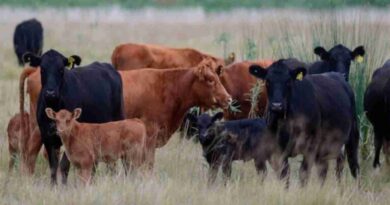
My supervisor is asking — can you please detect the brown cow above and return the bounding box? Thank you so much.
[7,112,30,171]
[7,112,45,173]
[19,67,42,174]
[120,58,231,167]
[45,108,147,185]
[111,43,235,70]
[221,60,273,120]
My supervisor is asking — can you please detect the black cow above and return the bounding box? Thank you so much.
[187,112,272,183]
[309,44,365,81]
[250,59,359,185]
[23,49,124,185]
[13,19,43,66]
[364,60,390,168]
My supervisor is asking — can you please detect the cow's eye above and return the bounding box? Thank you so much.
[207,79,214,85]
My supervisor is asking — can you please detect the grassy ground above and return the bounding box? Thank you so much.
[1,0,389,10]
[1,7,390,205]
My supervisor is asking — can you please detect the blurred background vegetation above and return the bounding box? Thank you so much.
[2,0,390,10]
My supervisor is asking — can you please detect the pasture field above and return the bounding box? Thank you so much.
[1,7,390,205]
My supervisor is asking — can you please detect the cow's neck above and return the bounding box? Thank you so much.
[57,123,81,154]
[159,68,201,142]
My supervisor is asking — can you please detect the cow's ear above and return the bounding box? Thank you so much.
[212,112,224,122]
[249,64,267,79]
[186,113,197,123]
[226,133,238,144]
[216,65,224,76]
[65,55,82,69]
[224,52,235,65]
[351,46,365,63]
[73,108,82,120]
[23,53,41,67]
[314,46,329,60]
[45,108,56,120]
[290,67,307,81]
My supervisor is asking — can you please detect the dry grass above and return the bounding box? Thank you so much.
[1,7,390,205]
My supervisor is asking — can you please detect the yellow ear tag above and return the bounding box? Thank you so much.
[68,57,75,68]
[355,55,364,63]
[296,72,303,81]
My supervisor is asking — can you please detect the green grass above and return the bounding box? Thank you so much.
[1,0,390,10]
[1,7,390,205]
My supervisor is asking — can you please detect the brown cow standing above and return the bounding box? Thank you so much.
[111,43,235,70]
[119,58,231,167]
[19,58,231,172]
[45,108,147,185]
[221,60,273,120]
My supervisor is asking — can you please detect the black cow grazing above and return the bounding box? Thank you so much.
[250,59,360,185]
[309,44,365,81]
[364,60,390,168]
[13,19,44,66]
[23,50,125,185]
[187,112,273,183]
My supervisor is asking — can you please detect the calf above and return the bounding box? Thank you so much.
[7,112,30,171]
[250,59,359,185]
[111,43,235,70]
[187,112,273,183]
[364,60,390,168]
[23,50,124,185]
[309,44,365,81]
[7,112,45,173]
[45,108,147,185]
[13,19,43,66]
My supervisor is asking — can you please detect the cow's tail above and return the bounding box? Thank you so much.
[346,89,360,179]
[19,68,36,152]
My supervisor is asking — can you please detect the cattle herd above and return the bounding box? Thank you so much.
[5,18,389,187]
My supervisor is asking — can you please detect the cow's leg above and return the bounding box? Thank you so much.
[254,159,267,182]
[21,128,42,175]
[44,144,60,185]
[316,159,329,186]
[279,158,290,188]
[373,128,383,168]
[221,161,232,184]
[60,153,71,185]
[299,157,312,187]
[121,156,130,176]
[336,153,345,182]
[78,166,93,186]
[383,139,390,165]
[145,146,156,171]
[8,147,17,172]
[208,163,219,185]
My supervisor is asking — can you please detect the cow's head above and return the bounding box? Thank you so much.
[193,58,232,109]
[249,60,306,124]
[187,112,224,144]
[23,50,81,105]
[314,44,365,81]
[45,108,81,136]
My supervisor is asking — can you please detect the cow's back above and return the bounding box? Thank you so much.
[307,73,354,140]
[66,62,124,123]
[221,60,272,119]
[112,43,213,70]
[364,65,390,125]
